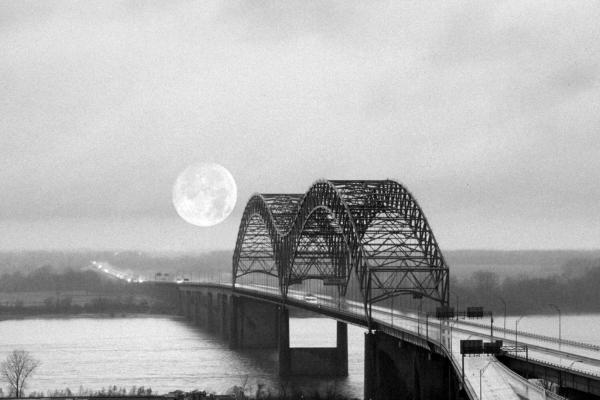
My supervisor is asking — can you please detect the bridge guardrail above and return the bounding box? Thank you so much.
[375,311,480,399]
[447,347,479,400]
[458,319,600,351]
[505,352,600,378]
[495,359,567,400]
[174,279,595,399]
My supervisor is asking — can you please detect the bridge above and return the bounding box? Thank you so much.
[151,180,600,400]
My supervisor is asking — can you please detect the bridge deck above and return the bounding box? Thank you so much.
[175,281,598,399]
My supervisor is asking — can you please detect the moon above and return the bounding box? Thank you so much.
[172,162,237,227]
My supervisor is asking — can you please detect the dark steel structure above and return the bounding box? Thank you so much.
[233,180,450,322]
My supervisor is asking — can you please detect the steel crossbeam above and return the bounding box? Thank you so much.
[232,179,450,319]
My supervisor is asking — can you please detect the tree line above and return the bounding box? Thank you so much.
[0,266,177,316]
[452,257,600,315]
[0,296,152,316]
[0,265,126,293]
[0,250,232,279]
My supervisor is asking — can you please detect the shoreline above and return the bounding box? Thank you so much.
[0,312,183,322]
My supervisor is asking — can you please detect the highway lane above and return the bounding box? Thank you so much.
[239,284,562,399]
[166,280,580,399]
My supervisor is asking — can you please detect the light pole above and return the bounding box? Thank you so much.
[426,312,429,339]
[498,296,507,337]
[417,302,420,335]
[515,316,524,356]
[480,360,495,400]
[391,295,394,327]
[417,296,423,335]
[452,292,459,321]
[548,303,562,353]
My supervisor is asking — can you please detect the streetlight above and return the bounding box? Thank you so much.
[515,316,524,356]
[391,295,394,327]
[548,303,562,353]
[451,292,459,321]
[413,293,423,335]
[480,359,495,400]
[460,334,476,384]
[498,296,507,337]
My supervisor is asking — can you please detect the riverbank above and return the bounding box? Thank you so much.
[0,288,176,317]
[0,312,181,322]
[0,316,366,398]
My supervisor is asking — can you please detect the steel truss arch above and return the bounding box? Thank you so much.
[232,179,449,311]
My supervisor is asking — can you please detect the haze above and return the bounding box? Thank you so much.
[1,1,599,252]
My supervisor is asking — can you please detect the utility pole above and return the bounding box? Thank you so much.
[515,316,524,356]
[549,303,562,366]
[498,296,507,337]
[548,303,562,351]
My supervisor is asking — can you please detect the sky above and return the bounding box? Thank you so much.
[1,1,599,252]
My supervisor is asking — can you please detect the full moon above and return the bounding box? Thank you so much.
[172,162,237,227]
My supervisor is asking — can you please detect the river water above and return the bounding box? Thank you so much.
[0,314,598,398]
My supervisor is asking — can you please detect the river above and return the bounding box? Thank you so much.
[0,314,597,398]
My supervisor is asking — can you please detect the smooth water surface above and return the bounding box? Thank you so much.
[1,313,598,397]
[0,316,365,397]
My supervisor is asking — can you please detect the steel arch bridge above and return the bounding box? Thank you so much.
[232,179,449,321]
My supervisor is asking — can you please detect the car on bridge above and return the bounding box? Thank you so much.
[304,294,318,304]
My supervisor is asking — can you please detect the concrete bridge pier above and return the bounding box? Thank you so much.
[364,331,461,400]
[200,293,210,327]
[188,293,199,324]
[206,292,215,333]
[229,296,280,349]
[178,290,185,317]
[179,290,231,338]
[278,308,349,377]
[194,293,204,326]
[181,291,190,320]
[217,293,229,340]
[229,295,239,348]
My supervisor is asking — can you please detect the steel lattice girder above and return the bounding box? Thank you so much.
[232,179,449,306]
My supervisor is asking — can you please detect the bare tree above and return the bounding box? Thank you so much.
[1,350,40,397]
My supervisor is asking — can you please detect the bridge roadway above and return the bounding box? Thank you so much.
[175,281,600,400]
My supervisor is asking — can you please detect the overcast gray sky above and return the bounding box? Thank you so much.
[1,1,599,252]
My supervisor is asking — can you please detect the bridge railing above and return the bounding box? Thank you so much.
[495,359,566,400]
[507,352,600,378]
[450,320,600,351]
[151,272,233,285]
[457,318,600,351]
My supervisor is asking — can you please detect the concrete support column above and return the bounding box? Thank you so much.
[337,321,349,377]
[177,290,184,317]
[181,291,190,320]
[278,306,291,376]
[200,293,209,326]
[195,293,203,326]
[364,332,377,400]
[234,298,279,348]
[229,296,240,349]
[192,294,200,325]
[364,331,457,400]
[280,317,349,377]
[219,294,229,340]
[207,293,215,332]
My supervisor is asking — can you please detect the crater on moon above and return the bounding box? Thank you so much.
[172,162,237,227]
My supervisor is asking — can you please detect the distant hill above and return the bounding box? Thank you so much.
[444,249,600,279]
[0,250,232,278]
[1,249,599,314]
[1,249,599,281]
